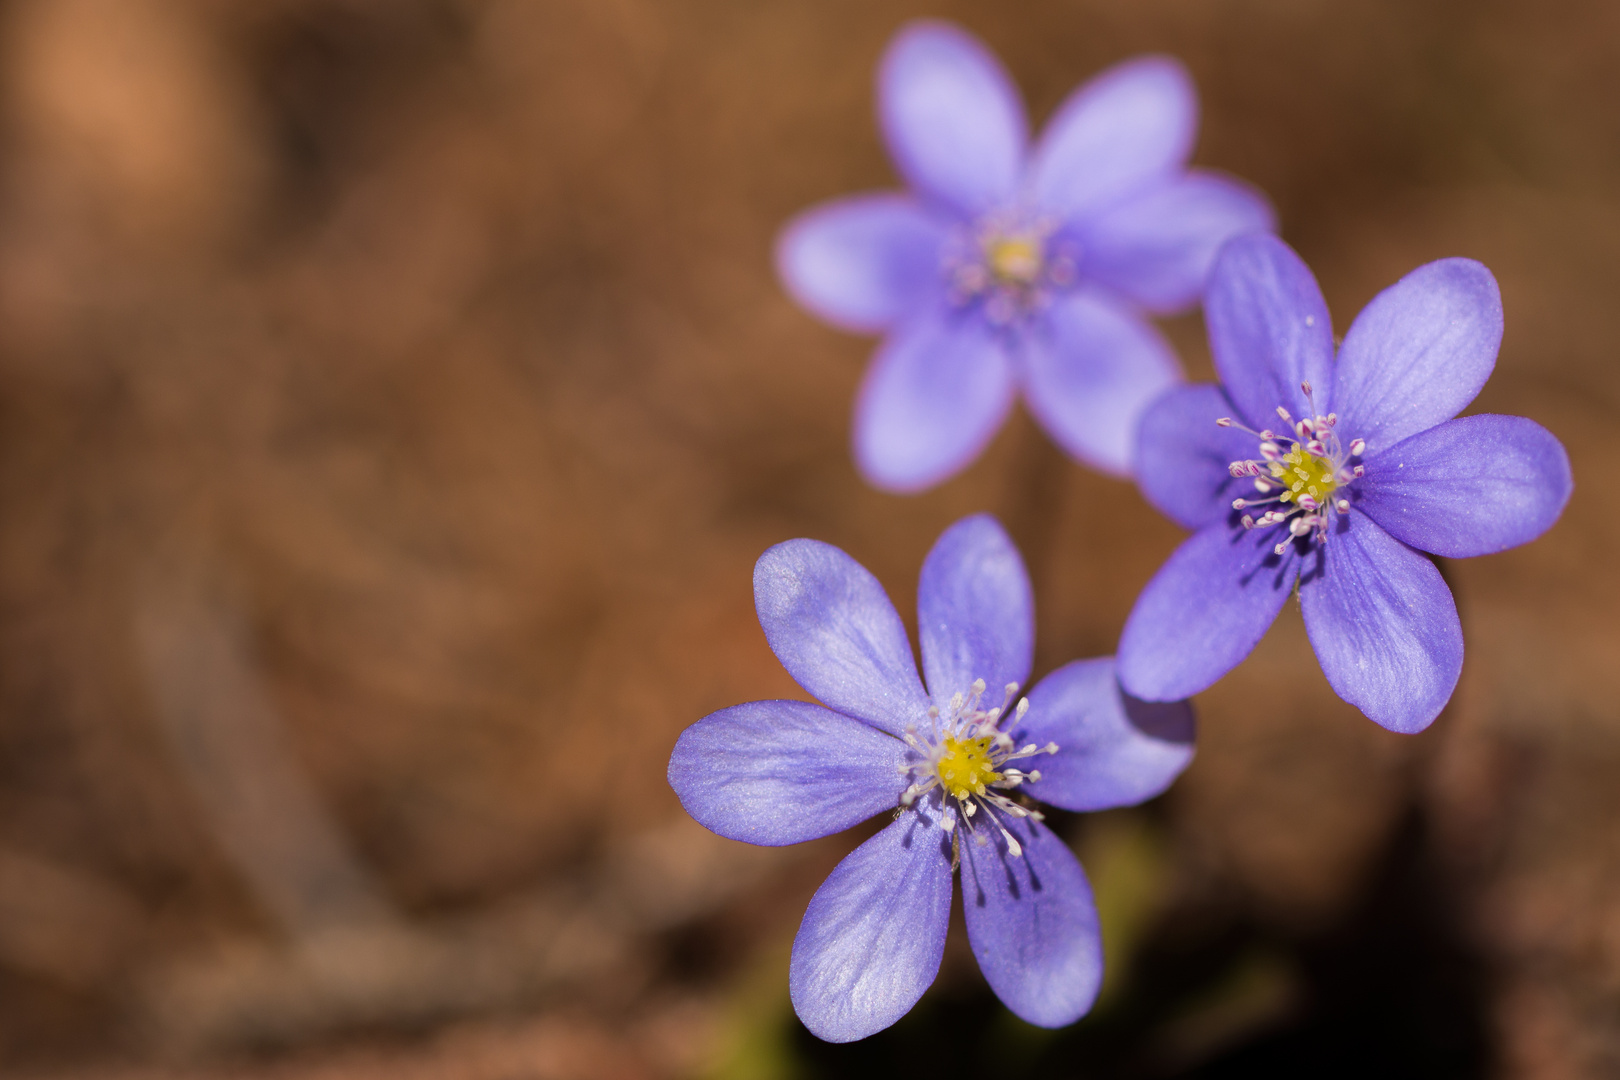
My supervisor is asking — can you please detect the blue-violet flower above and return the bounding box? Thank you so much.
[1117,233,1574,733]
[668,514,1196,1041]
[777,20,1274,492]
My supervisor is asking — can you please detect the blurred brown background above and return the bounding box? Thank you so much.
[0,0,1612,1077]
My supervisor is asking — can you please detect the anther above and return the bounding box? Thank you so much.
[1349,439,1366,456]
[1216,417,1233,427]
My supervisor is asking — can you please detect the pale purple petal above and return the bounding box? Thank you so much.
[917,514,1034,705]
[1331,258,1502,451]
[1117,523,1299,701]
[1028,55,1196,223]
[854,310,1016,493]
[1015,657,1195,812]
[1135,382,1259,531]
[754,539,930,737]
[1019,288,1182,477]
[960,814,1102,1028]
[1205,234,1336,428]
[668,700,907,847]
[789,811,953,1042]
[1080,171,1276,313]
[776,194,950,334]
[879,21,1026,217]
[1300,515,1462,734]
[1356,414,1573,559]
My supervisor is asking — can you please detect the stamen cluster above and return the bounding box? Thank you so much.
[899,677,1058,858]
[1217,381,1367,554]
[944,213,1076,325]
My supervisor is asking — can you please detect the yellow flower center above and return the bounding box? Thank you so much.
[935,733,1002,801]
[985,234,1043,286]
[1271,447,1339,506]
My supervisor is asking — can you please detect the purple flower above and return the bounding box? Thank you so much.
[667,514,1195,1041]
[1117,234,1574,733]
[777,20,1274,492]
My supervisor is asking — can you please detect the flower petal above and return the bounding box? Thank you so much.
[789,811,953,1042]
[775,194,951,334]
[879,21,1026,217]
[1019,288,1183,477]
[960,814,1102,1028]
[917,513,1033,705]
[668,700,907,847]
[1135,382,1260,531]
[854,310,1016,493]
[754,538,930,737]
[1331,258,1502,451]
[1205,233,1336,428]
[1299,516,1462,734]
[1015,657,1195,812]
[1356,414,1573,558]
[1117,523,1298,701]
[1080,171,1276,313]
[1028,55,1196,223]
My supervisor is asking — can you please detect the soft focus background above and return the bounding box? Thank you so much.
[0,0,1613,1076]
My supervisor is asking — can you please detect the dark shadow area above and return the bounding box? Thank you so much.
[790,806,1490,1079]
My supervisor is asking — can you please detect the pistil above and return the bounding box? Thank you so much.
[1217,381,1366,554]
[944,211,1076,325]
[899,677,1057,857]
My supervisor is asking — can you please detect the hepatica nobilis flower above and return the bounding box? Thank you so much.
[1117,234,1573,733]
[777,20,1273,492]
[667,514,1195,1041]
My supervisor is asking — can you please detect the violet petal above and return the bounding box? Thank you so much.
[853,309,1016,493]
[1016,657,1195,812]
[775,194,950,334]
[754,538,930,737]
[1135,382,1259,530]
[790,810,953,1042]
[1019,288,1182,477]
[1300,515,1462,734]
[1331,258,1502,451]
[879,21,1025,217]
[668,700,907,847]
[1080,170,1276,314]
[1357,414,1573,558]
[960,814,1102,1028]
[1118,523,1298,701]
[1027,55,1196,223]
[1205,234,1336,427]
[917,513,1034,706]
